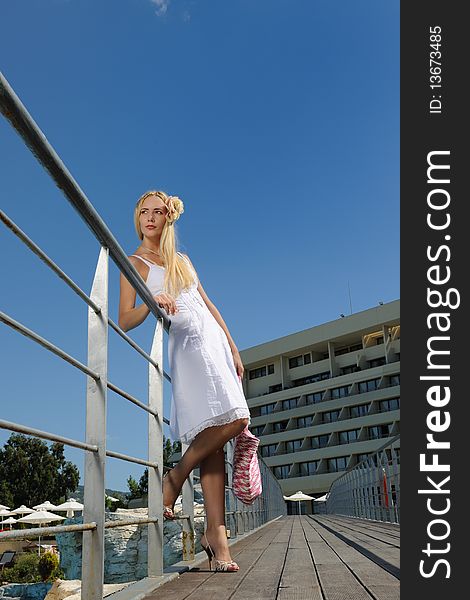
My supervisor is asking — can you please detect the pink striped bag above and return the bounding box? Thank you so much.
[232,425,262,504]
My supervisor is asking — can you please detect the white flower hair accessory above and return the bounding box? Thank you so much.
[166,195,184,225]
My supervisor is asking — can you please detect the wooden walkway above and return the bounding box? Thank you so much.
[144,514,400,600]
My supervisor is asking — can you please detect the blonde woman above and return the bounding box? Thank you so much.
[119,190,251,572]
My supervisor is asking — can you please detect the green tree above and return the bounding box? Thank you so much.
[126,475,141,500]
[126,435,181,499]
[0,434,80,508]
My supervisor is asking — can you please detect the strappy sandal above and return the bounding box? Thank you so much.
[163,471,177,520]
[200,531,239,572]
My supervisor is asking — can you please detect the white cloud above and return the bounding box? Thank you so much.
[150,0,170,17]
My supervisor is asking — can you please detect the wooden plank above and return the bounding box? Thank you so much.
[322,516,400,537]
[310,517,400,569]
[143,518,288,600]
[142,516,400,600]
[306,519,399,600]
[277,547,323,600]
[318,516,400,545]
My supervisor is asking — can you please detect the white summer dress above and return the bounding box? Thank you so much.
[131,252,251,445]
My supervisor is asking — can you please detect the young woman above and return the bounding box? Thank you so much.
[119,190,252,572]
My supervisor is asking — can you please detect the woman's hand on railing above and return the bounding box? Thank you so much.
[154,292,179,316]
[231,348,244,379]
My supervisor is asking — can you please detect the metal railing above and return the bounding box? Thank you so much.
[0,70,286,599]
[325,434,400,523]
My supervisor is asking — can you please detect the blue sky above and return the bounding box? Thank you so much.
[0,0,399,493]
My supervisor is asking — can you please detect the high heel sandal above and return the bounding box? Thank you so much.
[200,531,239,572]
[162,471,177,520]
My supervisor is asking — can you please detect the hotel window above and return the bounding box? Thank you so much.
[261,444,277,458]
[273,464,291,479]
[379,397,400,412]
[260,403,276,416]
[335,342,363,356]
[273,420,289,432]
[368,424,393,440]
[358,378,381,393]
[394,448,400,463]
[322,410,340,423]
[328,456,348,472]
[350,403,369,418]
[268,363,275,375]
[289,355,302,368]
[293,371,330,386]
[282,397,298,411]
[249,366,267,380]
[299,460,319,476]
[390,374,400,386]
[331,385,350,399]
[312,434,329,448]
[368,357,386,368]
[251,425,264,436]
[297,415,314,428]
[375,336,384,345]
[340,364,358,375]
[269,383,282,393]
[306,391,323,405]
[339,429,360,444]
[289,353,311,369]
[285,439,303,453]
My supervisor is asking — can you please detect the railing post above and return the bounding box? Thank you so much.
[82,246,109,600]
[181,441,195,561]
[226,440,236,538]
[148,318,165,577]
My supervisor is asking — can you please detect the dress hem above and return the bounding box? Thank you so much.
[178,407,251,446]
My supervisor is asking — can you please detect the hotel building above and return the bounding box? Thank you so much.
[239,300,400,514]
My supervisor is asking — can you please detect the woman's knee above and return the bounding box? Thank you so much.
[236,417,249,432]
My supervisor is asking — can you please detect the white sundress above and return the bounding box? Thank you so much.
[130,252,251,445]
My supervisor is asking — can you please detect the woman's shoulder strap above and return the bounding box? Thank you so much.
[130,254,153,267]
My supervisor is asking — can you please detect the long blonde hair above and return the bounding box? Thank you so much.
[134,190,196,298]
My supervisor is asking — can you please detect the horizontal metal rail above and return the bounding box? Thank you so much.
[0,523,98,540]
[0,419,99,453]
[1,306,170,422]
[107,381,159,418]
[0,310,100,379]
[108,317,171,383]
[0,209,101,314]
[105,449,159,468]
[0,71,171,332]
[0,69,287,599]
[103,518,159,529]
[1,207,172,384]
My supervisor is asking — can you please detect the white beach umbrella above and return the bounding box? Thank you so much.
[0,504,10,510]
[12,504,36,515]
[54,498,84,518]
[314,493,329,502]
[33,501,59,511]
[283,491,315,515]
[17,510,65,555]
[2,516,18,530]
[0,508,16,527]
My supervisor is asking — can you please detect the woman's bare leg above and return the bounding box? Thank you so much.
[163,417,248,511]
[199,448,234,562]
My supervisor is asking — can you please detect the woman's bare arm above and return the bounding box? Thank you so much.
[118,257,151,332]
